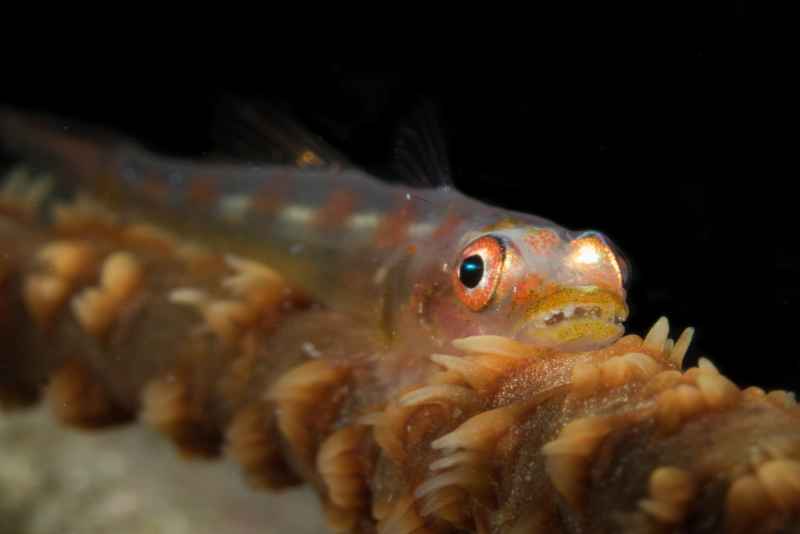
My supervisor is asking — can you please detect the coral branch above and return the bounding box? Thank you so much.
[1,189,799,534]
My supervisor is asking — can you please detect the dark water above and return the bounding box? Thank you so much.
[1,26,785,393]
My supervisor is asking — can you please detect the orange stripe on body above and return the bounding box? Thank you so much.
[374,201,415,248]
[314,190,358,229]
[251,172,291,216]
[432,213,464,240]
[139,174,170,202]
[188,177,219,206]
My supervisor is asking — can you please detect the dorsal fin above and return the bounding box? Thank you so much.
[211,100,350,169]
[392,102,453,189]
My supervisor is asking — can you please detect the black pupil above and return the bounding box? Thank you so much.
[459,255,484,288]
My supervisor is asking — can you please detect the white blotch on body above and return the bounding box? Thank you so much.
[218,194,253,223]
[301,342,322,359]
[281,205,314,225]
[347,212,380,231]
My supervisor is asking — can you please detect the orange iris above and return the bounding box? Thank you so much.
[453,235,505,311]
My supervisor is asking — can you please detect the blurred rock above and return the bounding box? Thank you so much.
[0,407,325,534]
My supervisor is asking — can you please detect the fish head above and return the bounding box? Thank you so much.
[422,220,629,351]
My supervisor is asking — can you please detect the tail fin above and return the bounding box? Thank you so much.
[0,107,124,183]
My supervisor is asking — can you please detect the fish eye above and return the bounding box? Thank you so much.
[453,235,505,311]
[459,255,484,288]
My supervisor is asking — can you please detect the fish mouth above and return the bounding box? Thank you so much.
[516,287,628,350]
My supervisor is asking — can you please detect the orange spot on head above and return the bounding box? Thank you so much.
[525,228,561,254]
[542,281,560,297]
[512,273,543,306]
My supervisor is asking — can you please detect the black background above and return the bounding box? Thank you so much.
[1,23,788,392]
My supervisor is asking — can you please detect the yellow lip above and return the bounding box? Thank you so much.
[516,287,628,350]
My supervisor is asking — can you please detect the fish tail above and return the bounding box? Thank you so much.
[0,182,319,484]
[0,108,120,186]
